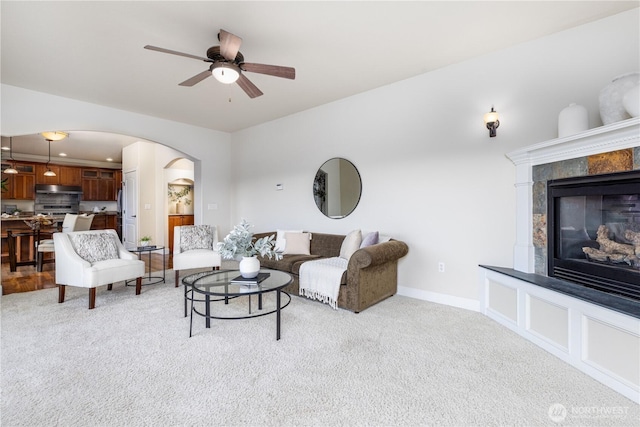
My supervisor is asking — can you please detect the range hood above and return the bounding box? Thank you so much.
[35,184,83,195]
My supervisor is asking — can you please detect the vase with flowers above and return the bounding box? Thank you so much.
[217,219,282,278]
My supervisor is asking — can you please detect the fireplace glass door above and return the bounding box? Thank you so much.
[548,171,640,301]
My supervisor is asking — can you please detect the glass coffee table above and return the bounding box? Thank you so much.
[182,269,293,340]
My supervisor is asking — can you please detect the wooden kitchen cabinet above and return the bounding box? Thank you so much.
[59,166,83,186]
[82,168,117,201]
[90,214,117,230]
[168,214,194,253]
[1,162,36,199]
[35,164,61,184]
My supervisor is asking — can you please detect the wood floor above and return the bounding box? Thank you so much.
[1,253,171,295]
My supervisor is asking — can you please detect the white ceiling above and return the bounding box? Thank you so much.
[1,1,638,163]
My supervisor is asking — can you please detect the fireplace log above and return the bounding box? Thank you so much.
[582,247,630,263]
[624,230,640,256]
[596,225,635,256]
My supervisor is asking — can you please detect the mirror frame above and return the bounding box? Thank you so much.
[313,157,362,219]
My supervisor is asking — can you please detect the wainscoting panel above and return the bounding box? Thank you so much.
[583,315,640,390]
[479,266,639,402]
[526,295,569,351]
[487,279,518,324]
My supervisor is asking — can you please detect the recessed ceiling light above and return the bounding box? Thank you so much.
[59,153,67,157]
[106,158,113,162]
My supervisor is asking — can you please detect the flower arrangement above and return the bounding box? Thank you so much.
[217,219,282,260]
[140,235,152,246]
[167,185,193,206]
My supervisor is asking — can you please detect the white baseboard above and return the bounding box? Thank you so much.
[397,286,480,312]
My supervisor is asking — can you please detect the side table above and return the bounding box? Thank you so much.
[126,245,166,286]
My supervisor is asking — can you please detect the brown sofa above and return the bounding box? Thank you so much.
[253,231,409,312]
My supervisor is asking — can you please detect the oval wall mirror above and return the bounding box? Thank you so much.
[313,158,362,219]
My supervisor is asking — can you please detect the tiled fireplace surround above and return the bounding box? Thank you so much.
[479,118,640,402]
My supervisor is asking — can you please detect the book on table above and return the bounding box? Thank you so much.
[230,272,270,285]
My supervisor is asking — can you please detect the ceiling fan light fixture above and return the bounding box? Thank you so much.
[212,63,240,84]
[41,131,68,141]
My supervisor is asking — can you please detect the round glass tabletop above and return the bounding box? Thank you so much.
[182,269,293,297]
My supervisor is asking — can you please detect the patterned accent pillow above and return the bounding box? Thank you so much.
[69,233,120,264]
[180,225,214,252]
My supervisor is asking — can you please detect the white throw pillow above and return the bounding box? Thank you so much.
[283,232,311,255]
[275,229,303,252]
[339,229,362,260]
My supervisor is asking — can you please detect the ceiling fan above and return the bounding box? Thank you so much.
[144,29,295,98]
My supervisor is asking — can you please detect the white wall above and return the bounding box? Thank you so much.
[230,9,640,309]
[1,84,233,235]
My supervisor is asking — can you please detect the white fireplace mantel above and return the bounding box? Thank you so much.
[506,117,640,273]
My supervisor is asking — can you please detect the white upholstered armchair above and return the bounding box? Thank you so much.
[54,229,145,309]
[173,225,221,315]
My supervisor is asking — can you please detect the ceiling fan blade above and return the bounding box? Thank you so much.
[241,63,295,80]
[218,29,243,61]
[179,69,212,87]
[236,74,263,98]
[144,45,209,62]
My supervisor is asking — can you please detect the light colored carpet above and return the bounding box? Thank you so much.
[2,271,638,427]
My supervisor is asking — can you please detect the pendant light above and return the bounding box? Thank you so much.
[3,137,18,174]
[43,139,56,177]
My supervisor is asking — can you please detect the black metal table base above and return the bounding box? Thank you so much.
[126,246,165,287]
[189,289,291,340]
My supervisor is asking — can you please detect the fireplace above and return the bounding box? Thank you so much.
[547,170,640,301]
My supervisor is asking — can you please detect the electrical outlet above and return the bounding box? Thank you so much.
[438,262,445,273]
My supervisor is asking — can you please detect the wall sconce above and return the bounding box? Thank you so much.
[483,107,500,138]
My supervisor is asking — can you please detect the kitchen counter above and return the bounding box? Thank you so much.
[79,211,118,216]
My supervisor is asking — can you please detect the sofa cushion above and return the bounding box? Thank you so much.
[360,231,379,248]
[180,225,214,251]
[339,229,362,260]
[283,232,311,255]
[69,232,120,264]
[275,229,303,252]
[260,254,322,274]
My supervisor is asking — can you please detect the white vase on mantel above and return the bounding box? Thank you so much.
[622,84,639,118]
[598,72,640,125]
[558,103,589,138]
[239,256,260,278]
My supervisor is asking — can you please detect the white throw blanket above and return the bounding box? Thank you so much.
[299,257,348,309]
